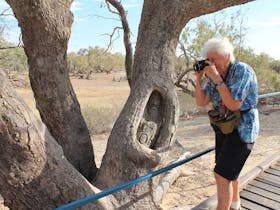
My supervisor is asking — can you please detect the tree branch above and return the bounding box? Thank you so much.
[105,0,134,87]
[103,26,122,51]
[174,68,196,97]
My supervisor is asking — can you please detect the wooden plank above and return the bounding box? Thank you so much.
[256,177,280,188]
[275,162,280,167]
[266,167,280,176]
[240,198,270,210]
[249,180,280,195]
[245,185,280,202]
[271,164,280,171]
[240,190,280,210]
[258,172,280,184]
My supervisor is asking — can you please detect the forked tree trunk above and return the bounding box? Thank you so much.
[5,0,97,180]
[0,70,115,210]
[2,0,254,209]
[96,0,254,209]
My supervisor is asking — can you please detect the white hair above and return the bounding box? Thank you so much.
[201,37,235,62]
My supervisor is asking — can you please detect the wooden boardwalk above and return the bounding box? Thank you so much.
[192,151,280,210]
[240,160,280,210]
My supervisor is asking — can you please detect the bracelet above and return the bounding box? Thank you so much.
[215,80,224,88]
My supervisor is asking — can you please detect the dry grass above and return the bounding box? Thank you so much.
[16,71,199,134]
[16,72,130,134]
[71,72,130,133]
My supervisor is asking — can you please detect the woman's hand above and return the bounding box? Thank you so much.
[203,63,222,84]
[194,69,205,81]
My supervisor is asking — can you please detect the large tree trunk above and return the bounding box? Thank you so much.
[5,0,97,180]
[0,70,115,210]
[96,0,254,209]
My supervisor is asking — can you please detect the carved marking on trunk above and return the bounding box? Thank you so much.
[137,90,163,149]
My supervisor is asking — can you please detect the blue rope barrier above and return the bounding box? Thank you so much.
[54,146,215,210]
[258,91,280,99]
[55,92,280,210]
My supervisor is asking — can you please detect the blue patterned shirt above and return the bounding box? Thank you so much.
[204,62,259,143]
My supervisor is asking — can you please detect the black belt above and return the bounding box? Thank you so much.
[240,106,257,114]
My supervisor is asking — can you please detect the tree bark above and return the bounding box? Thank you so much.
[5,0,97,180]
[0,70,115,210]
[96,0,254,209]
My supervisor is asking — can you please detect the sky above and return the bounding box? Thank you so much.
[0,0,280,60]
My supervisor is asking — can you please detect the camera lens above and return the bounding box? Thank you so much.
[193,60,209,71]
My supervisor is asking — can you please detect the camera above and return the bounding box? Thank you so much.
[193,60,209,71]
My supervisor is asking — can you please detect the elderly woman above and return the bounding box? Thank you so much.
[194,37,259,210]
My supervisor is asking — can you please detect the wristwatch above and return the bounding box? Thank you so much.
[215,80,224,88]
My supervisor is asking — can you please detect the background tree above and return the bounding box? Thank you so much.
[68,46,125,77]
[175,9,248,96]
[175,8,280,97]
[183,8,248,59]
[270,60,280,73]
[0,0,261,209]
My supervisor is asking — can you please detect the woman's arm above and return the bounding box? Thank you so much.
[203,65,242,111]
[215,83,242,111]
[195,72,211,107]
